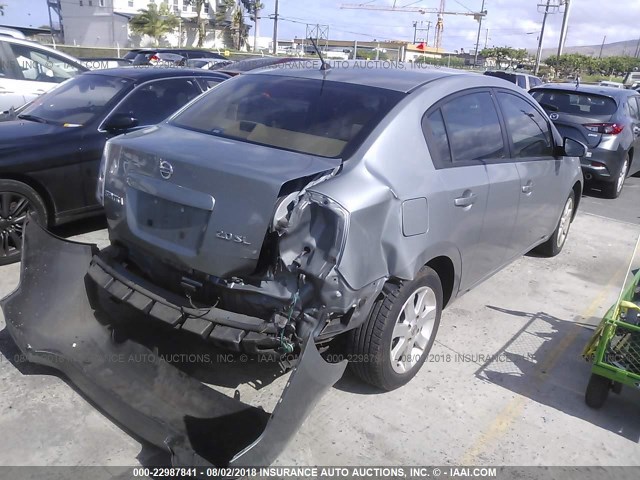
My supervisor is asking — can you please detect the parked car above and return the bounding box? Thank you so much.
[623,71,640,88]
[214,56,302,76]
[124,48,226,66]
[1,62,585,469]
[186,58,235,70]
[530,83,640,198]
[484,70,543,90]
[0,36,88,111]
[80,57,133,70]
[598,80,625,89]
[93,63,584,391]
[0,67,229,264]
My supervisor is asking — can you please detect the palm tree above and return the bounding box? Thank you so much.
[217,0,249,51]
[130,2,179,46]
[184,0,206,48]
[241,1,264,52]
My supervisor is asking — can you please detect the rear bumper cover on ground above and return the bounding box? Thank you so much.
[0,219,347,468]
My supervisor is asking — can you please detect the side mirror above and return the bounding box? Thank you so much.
[103,113,139,132]
[563,137,588,157]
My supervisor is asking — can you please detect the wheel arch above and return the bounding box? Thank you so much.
[571,180,582,221]
[0,174,55,226]
[425,255,455,308]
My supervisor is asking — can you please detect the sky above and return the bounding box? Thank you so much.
[3,0,640,53]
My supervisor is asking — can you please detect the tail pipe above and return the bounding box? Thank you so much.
[0,218,346,468]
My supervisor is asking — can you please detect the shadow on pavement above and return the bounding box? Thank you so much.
[476,306,640,443]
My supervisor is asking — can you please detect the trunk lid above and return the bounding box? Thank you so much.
[549,112,612,148]
[104,125,341,278]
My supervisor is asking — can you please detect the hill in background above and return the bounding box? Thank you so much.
[529,38,640,59]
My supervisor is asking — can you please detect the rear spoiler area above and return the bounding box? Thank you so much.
[0,218,346,468]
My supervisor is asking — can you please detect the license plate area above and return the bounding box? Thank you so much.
[135,190,210,251]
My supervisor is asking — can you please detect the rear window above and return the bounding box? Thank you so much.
[171,74,404,158]
[531,89,617,116]
[124,51,141,60]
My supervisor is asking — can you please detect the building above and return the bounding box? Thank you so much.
[60,0,222,48]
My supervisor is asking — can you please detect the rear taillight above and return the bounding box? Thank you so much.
[150,55,159,62]
[583,123,624,135]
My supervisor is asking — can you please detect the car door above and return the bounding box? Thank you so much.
[0,41,26,111]
[496,89,563,253]
[1,42,85,107]
[425,90,518,290]
[627,97,640,172]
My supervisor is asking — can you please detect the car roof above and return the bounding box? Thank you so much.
[83,67,230,81]
[245,60,468,93]
[531,82,638,98]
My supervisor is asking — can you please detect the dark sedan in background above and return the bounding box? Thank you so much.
[530,83,640,198]
[0,67,229,264]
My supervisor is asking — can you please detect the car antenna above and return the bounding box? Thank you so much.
[308,36,331,71]
[575,75,580,88]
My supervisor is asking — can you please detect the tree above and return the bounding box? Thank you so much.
[184,0,206,48]
[217,0,249,50]
[130,2,179,47]
[0,4,5,16]
[241,0,264,52]
[480,46,530,70]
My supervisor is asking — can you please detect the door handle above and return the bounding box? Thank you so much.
[454,192,477,207]
[522,181,534,194]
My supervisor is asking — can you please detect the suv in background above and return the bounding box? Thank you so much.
[530,83,640,198]
[124,48,227,65]
[0,36,88,111]
[484,70,543,90]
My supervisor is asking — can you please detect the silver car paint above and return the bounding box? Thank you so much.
[308,73,582,299]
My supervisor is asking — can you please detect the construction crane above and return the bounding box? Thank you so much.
[341,1,486,50]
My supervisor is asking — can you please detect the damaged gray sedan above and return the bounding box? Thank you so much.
[1,63,584,467]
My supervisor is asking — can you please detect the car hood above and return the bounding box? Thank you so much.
[104,124,342,279]
[0,120,73,155]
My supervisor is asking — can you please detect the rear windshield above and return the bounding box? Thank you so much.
[124,51,141,60]
[170,74,404,158]
[484,71,516,83]
[531,90,617,116]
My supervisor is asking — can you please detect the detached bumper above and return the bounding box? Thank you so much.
[0,219,346,468]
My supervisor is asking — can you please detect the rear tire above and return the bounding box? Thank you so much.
[0,180,48,266]
[603,154,629,199]
[585,373,610,409]
[535,191,575,257]
[347,266,442,391]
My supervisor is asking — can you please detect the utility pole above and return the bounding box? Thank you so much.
[634,36,640,58]
[473,0,486,68]
[534,0,558,76]
[599,35,606,58]
[272,0,279,55]
[484,28,489,49]
[556,0,572,59]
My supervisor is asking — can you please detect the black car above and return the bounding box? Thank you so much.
[530,83,640,198]
[124,48,227,66]
[0,67,229,264]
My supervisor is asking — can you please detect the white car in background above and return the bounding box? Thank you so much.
[0,34,88,111]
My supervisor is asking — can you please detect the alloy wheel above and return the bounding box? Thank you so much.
[0,192,33,260]
[556,196,574,249]
[389,286,437,374]
[616,158,629,195]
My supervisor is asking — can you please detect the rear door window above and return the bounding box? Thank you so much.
[628,97,640,120]
[516,75,527,89]
[439,91,505,163]
[497,91,554,158]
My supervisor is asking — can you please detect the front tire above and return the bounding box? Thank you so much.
[585,373,611,409]
[0,180,48,266]
[348,266,442,391]
[535,190,575,257]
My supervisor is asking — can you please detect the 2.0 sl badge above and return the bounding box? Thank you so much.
[216,230,251,245]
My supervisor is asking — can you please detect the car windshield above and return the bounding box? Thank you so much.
[531,90,618,116]
[19,74,133,126]
[170,74,404,158]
